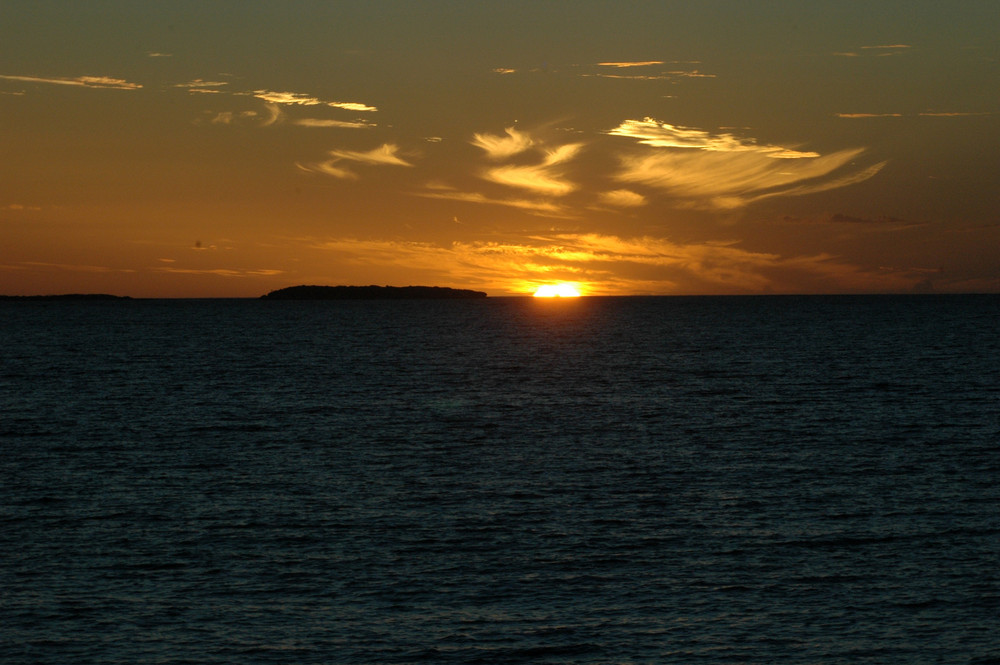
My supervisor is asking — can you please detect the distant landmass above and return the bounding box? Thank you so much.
[260,285,488,300]
[0,294,131,301]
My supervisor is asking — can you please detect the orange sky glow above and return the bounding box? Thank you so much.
[2,2,998,297]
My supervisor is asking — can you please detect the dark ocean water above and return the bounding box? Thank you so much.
[2,295,998,664]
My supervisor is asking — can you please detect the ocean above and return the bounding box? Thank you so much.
[2,295,998,663]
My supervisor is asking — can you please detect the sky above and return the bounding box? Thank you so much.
[2,1,998,297]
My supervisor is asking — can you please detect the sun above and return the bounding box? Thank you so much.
[533,283,582,298]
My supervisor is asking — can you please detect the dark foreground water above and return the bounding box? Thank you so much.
[2,295,998,664]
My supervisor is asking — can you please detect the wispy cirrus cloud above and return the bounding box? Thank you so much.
[471,127,535,159]
[482,143,584,196]
[327,144,413,166]
[415,184,567,216]
[609,118,884,209]
[615,148,884,210]
[205,100,374,129]
[581,61,715,81]
[292,118,375,129]
[862,44,912,50]
[297,143,414,180]
[835,112,904,118]
[175,79,229,93]
[597,189,647,208]
[492,61,714,81]
[470,128,583,196]
[597,61,665,68]
[205,110,265,125]
[155,267,285,277]
[0,74,141,90]
[19,261,136,273]
[252,89,377,111]
[608,118,818,158]
[834,44,912,57]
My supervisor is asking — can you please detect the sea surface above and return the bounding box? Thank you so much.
[2,295,998,664]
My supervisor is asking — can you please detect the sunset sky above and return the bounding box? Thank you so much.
[2,1,998,297]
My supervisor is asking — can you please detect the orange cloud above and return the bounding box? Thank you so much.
[609,118,884,209]
[483,143,583,196]
[252,89,377,111]
[608,118,819,158]
[303,233,922,295]
[156,267,285,277]
[471,127,535,159]
[415,186,567,216]
[293,118,375,128]
[597,189,647,208]
[836,113,904,118]
[297,143,414,179]
[596,61,665,68]
[0,74,141,90]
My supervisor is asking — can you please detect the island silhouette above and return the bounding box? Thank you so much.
[260,285,487,300]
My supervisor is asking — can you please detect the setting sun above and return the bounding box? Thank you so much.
[533,283,582,298]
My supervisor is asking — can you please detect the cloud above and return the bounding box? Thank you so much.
[208,101,374,129]
[587,70,715,81]
[296,161,357,180]
[597,61,665,68]
[608,118,818,158]
[206,110,262,125]
[305,232,922,295]
[244,96,377,129]
[327,143,413,166]
[609,118,884,209]
[578,61,715,81]
[615,147,884,210]
[328,101,379,112]
[835,44,911,57]
[293,118,375,129]
[0,74,141,90]
[297,143,414,180]
[175,79,229,93]
[156,267,285,277]
[483,143,583,196]
[147,52,172,58]
[415,186,567,216]
[582,73,673,81]
[252,89,377,111]
[598,189,647,207]
[417,127,585,214]
[471,127,535,159]
[836,113,903,118]
[20,261,136,273]
[470,132,583,197]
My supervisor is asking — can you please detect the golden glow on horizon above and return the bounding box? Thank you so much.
[533,283,582,298]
